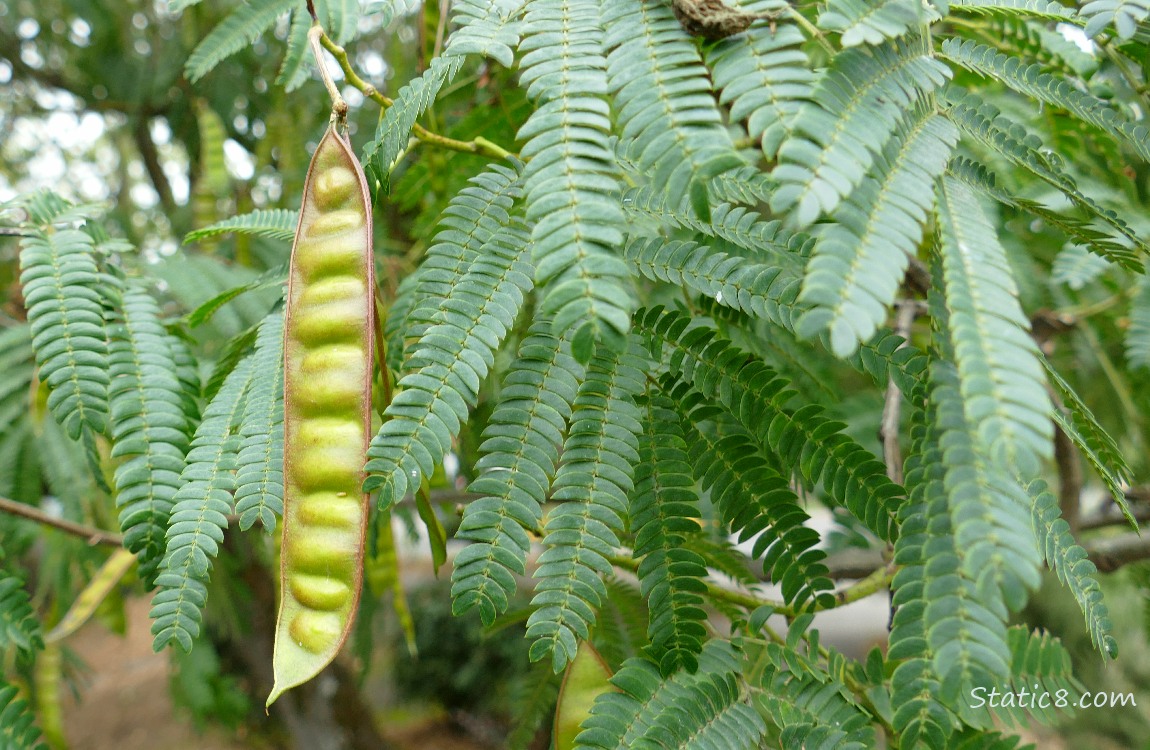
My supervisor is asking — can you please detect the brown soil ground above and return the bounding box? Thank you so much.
[58,598,484,750]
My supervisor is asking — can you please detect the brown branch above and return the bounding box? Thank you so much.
[1054,418,1083,533]
[1088,533,1150,573]
[881,300,917,485]
[0,496,123,547]
[132,117,176,214]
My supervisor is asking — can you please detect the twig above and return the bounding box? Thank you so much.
[308,25,348,118]
[315,31,513,161]
[1054,418,1082,532]
[0,496,123,548]
[1089,532,1150,573]
[881,301,917,484]
[608,552,895,618]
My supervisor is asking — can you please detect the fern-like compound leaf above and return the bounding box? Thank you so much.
[707,17,815,159]
[604,0,746,216]
[1029,480,1117,658]
[575,640,744,750]
[184,208,298,244]
[527,340,647,673]
[451,323,584,624]
[19,229,110,439]
[184,0,297,83]
[770,37,951,227]
[0,682,46,750]
[888,385,958,749]
[943,89,1147,268]
[365,219,533,505]
[0,572,40,653]
[637,307,902,542]
[936,175,1053,475]
[949,0,1076,20]
[108,282,193,585]
[575,639,763,750]
[234,311,284,532]
[445,0,527,66]
[798,110,958,356]
[940,38,1150,162]
[671,380,835,611]
[1043,362,1133,518]
[517,0,631,361]
[150,356,254,652]
[745,638,876,749]
[363,55,465,179]
[947,156,1141,267]
[630,389,708,675]
[820,0,934,47]
[396,165,522,357]
[1082,0,1149,38]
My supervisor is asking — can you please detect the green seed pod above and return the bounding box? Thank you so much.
[269,123,374,708]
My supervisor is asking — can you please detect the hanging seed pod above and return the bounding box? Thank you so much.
[268,122,374,708]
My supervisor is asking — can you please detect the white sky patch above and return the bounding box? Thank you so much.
[1058,23,1097,55]
[223,138,255,180]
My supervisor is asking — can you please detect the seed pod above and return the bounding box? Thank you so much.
[268,124,374,708]
[554,641,614,750]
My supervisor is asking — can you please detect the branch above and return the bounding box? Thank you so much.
[132,117,176,214]
[608,551,896,618]
[1089,532,1150,573]
[0,496,123,548]
[881,300,917,484]
[315,30,513,161]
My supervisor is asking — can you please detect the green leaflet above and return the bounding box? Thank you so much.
[630,389,708,675]
[183,208,298,244]
[0,682,46,750]
[575,640,763,750]
[1081,0,1149,38]
[707,17,815,159]
[770,36,951,227]
[364,217,533,506]
[108,282,193,584]
[396,164,522,360]
[935,175,1053,475]
[1028,480,1117,658]
[445,0,527,66]
[820,0,936,47]
[798,110,958,356]
[942,88,1147,269]
[451,323,584,625]
[518,0,632,361]
[150,355,255,652]
[363,55,465,181]
[939,38,1150,163]
[184,0,297,83]
[19,229,110,439]
[604,0,746,218]
[636,307,903,542]
[234,311,285,532]
[527,339,647,673]
[670,379,835,612]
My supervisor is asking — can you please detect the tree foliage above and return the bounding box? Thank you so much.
[2,0,1150,747]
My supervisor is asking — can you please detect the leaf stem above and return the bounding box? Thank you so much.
[316,31,513,160]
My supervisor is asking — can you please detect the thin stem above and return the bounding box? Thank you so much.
[0,496,123,548]
[308,25,347,118]
[608,552,896,617]
[316,31,513,161]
